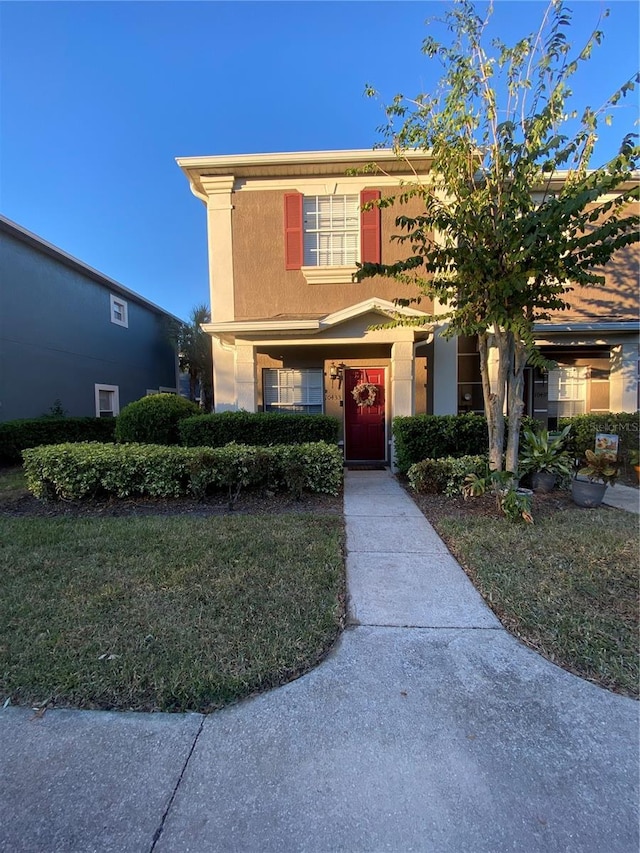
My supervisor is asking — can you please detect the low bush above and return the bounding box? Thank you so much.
[559,413,640,461]
[22,441,344,503]
[408,454,487,496]
[179,411,340,447]
[115,394,201,445]
[393,413,537,474]
[0,417,116,465]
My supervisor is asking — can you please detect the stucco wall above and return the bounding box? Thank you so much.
[231,189,431,319]
[0,230,177,421]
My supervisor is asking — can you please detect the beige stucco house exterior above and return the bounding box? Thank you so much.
[177,148,639,464]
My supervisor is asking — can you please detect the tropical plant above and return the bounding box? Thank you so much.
[463,467,533,523]
[576,449,619,487]
[168,304,214,411]
[627,448,640,467]
[357,0,639,474]
[518,425,573,476]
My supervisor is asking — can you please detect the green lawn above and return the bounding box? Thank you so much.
[0,465,27,496]
[431,505,639,698]
[0,514,344,712]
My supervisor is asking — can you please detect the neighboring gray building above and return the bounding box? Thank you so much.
[0,216,181,422]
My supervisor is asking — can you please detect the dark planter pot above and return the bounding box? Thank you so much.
[531,471,556,493]
[571,478,606,508]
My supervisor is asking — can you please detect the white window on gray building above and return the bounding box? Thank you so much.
[95,384,120,418]
[110,294,128,327]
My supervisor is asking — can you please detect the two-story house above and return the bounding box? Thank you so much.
[0,216,181,422]
[177,149,639,464]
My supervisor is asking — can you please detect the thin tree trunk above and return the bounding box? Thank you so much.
[479,330,507,470]
[505,337,527,475]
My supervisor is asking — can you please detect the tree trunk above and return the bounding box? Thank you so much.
[505,337,528,475]
[478,330,508,471]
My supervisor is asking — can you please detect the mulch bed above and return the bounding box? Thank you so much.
[406,484,579,525]
[0,490,343,519]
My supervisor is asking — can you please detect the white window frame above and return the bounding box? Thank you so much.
[263,368,324,414]
[94,384,120,418]
[302,194,360,268]
[110,294,128,328]
[548,367,587,417]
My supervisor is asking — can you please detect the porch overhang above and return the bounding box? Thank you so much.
[201,297,434,346]
[534,320,639,347]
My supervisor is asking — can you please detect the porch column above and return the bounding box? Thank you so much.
[391,339,415,417]
[235,341,257,412]
[609,343,639,412]
[202,175,237,413]
[432,325,458,414]
[212,338,236,412]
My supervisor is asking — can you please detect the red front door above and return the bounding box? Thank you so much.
[344,368,386,461]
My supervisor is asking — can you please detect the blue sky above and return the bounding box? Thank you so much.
[1,1,638,321]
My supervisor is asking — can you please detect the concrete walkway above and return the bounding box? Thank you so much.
[1,470,638,852]
[603,481,640,514]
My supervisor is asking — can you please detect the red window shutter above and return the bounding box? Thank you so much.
[284,192,303,269]
[360,189,381,264]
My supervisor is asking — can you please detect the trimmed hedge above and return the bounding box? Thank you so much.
[407,454,487,497]
[179,411,340,448]
[559,413,640,461]
[0,418,116,465]
[393,413,538,474]
[115,394,201,446]
[22,441,344,502]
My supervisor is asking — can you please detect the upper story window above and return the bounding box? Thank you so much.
[303,195,360,266]
[284,190,380,283]
[110,294,128,327]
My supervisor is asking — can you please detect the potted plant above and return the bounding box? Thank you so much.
[518,425,573,493]
[628,448,640,484]
[571,450,619,508]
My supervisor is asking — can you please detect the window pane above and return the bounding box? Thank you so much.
[263,369,323,414]
[303,194,360,267]
[99,390,113,411]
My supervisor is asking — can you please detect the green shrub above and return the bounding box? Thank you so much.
[559,413,640,461]
[22,441,343,503]
[407,454,487,496]
[179,411,340,448]
[0,417,116,465]
[275,442,345,498]
[394,414,487,473]
[443,455,488,496]
[394,413,538,474]
[407,458,453,494]
[115,394,200,445]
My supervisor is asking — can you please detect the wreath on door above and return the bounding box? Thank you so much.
[351,382,378,407]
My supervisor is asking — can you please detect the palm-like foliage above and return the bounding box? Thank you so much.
[169,304,213,411]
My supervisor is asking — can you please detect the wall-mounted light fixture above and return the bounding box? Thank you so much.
[329,362,347,387]
[462,392,472,402]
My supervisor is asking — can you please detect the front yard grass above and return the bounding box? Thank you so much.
[0,514,344,712]
[421,499,638,698]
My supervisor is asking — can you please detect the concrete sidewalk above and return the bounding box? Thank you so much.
[1,470,638,852]
[602,481,640,514]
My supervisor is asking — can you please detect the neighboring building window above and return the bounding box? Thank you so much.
[95,384,120,418]
[548,367,587,417]
[263,369,323,414]
[110,294,128,327]
[284,190,380,270]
